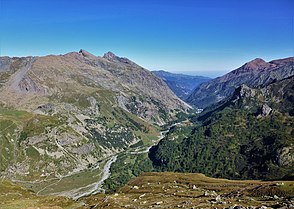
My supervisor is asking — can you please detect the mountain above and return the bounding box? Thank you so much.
[150,76,294,180]
[187,57,294,109]
[152,70,211,100]
[0,50,189,192]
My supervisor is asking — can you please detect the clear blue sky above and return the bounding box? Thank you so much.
[0,0,293,77]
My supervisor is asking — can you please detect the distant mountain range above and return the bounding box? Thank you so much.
[152,70,211,100]
[187,57,294,109]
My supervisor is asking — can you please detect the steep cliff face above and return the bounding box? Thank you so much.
[0,50,189,180]
[187,57,294,109]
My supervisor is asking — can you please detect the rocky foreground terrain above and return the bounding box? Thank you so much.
[1,172,293,209]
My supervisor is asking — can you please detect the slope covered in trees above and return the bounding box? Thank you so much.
[150,76,294,180]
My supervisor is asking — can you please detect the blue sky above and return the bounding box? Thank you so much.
[0,0,293,77]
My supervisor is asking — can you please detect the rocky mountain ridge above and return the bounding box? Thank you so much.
[187,57,294,109]
[0,50,189,121]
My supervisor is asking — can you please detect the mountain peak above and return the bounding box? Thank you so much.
[103,51,117,60]
[247,58,266,65]
[243,58,270,71]
[187,56,294,109]
[250,58,266,63]
[78,49,97,59]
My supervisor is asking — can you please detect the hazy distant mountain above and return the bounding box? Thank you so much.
[0,50,189,185]
[187,57,294,108]
[152,70,211,100]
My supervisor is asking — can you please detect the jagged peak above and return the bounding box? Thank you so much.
[78,49,97,59]
[103,51,117,60]
[102,51,135,65]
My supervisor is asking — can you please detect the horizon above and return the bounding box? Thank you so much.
[0,0,293,75]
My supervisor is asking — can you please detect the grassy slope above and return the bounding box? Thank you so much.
[0,94,160,196]
[81,172,294,209]
[0,180,80,209]
[1,172,293,208]
[0,107,33,171]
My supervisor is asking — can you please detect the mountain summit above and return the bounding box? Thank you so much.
[103,51,117,60]
[78,49,97,59]
[187,57,294,108]
[232,58,275,74]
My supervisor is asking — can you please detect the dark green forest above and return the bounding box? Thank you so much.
[149,77,294,180]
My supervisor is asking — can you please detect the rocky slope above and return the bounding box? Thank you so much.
[152,70,211,100]
[0,50,189,185]
[0,50,188,122]
[150,76,294,180]
[187,57,294,109]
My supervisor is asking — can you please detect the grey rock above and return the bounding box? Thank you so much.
[239,84,256,98]
[276,147,294,166]
[216,195,222,202]
[261,104,272,116]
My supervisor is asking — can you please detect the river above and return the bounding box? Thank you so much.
[69,122,179,199]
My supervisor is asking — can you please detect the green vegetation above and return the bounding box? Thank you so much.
[0,108,32,171]
[18,162,106,195]
[103,153,154,192]
[21,114,64,138]
[0,180,79,209]
[150,78,294,180]
[150,108,294,180]
[84,91,159,150]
